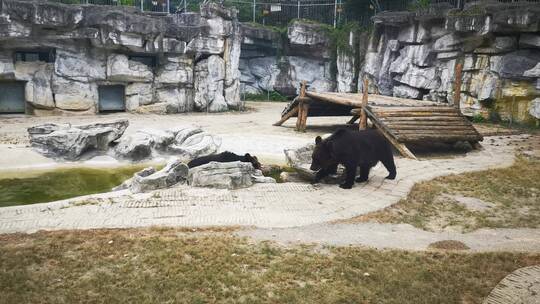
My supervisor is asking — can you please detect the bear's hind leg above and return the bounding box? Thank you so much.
[381,157,397,180]
[355,164,371,183]
[339,162,357,189]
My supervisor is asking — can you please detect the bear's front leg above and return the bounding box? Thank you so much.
[339,163,357,189]
[313,167,331,183]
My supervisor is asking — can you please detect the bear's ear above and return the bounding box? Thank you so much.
[315,136,322,145]
[245,153,251,158]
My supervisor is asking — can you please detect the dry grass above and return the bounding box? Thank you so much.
[1,228,540,304]
[352,157,540,232]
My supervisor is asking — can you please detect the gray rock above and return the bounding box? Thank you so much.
[130,158,189,193]
[113,167,156,191]
[284,141,341,183]
[0,53,15,78]
[475,36,518,54]
[28,119,129,160]
[524,63,540,78]
[188,161,275,189]
[155,87,194,113]
[433,33,461,52]
[529,98,540,119]
[125,82,154,110]
[497,50,540,79]
[288,20,330,46]
[107,54,153,82]
[395,65,440,90]
[186,36,225,54]
[115,132,154,161]
[155,55,193,84]
[54,49,106,82]
[393,85,422,99]
[14,62,55,109]
[194,55,227,112]
[168,127,221,161]
[337,47,356,93]
[519,34,540,48]
[51,75,97,111]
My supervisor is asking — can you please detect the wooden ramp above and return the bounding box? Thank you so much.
[274,90,483,160]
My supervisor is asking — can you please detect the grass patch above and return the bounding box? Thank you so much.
[1,228,539,303]
[0,165,149,207]
[243,91,289,102]
[355,157,540,232]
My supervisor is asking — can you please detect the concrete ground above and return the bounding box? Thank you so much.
[0,102,539,253]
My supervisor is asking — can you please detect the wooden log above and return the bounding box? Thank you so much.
[347,114,360,124]
[387,125,476,131]
[375,112,462,117]
[296,81,307,132]
[273,106,299,126]
[378,116,467,122]
[300,102,310,132]
[383,121,473,126]
[359,78,368,130]
[397,134,482,142]
[453,62,463,110]
[371,107,459,113]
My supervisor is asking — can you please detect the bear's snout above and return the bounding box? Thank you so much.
[310,164,320,171]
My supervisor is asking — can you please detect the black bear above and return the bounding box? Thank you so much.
[310,128,396,189]
[188,151,262,170]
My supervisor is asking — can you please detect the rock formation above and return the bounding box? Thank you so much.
[188,161,275,189]
[115,127,221,161]
[27,119,129,160]
[362,2,540,123]
[0,1,242,115]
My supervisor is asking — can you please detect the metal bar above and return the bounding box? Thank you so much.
[252,0,256,22]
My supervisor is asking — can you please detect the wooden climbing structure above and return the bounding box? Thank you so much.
[274,71,483,159]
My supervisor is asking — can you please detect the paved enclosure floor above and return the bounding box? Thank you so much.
[0,103,538,252]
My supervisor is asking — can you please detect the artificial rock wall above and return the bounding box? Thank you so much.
[363,2,540,123]
[0,0,242,115]
[239,20,366,97]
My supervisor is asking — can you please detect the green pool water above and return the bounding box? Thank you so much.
[0,165,150,207]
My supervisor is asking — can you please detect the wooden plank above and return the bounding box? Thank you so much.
[306,91,363,107]
[387,125,476,131]
[397,134,482,142]
[375,112,462,117]
[363,107,417,159]
[273,106,299,126]
[378,116,467,122]
[370,107,459,113]
[347,114,360,124]
[359,78,368,130]
[383,121,473,126]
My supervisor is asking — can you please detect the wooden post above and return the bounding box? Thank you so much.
[273,106,299,126]
[296,81,307,131]
[359,77,369,130]
[453,62,463,111]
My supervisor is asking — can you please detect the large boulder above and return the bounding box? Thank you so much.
[130,158,189,193]
[115,126,221,161]
[529,98,540,120]
[28,119,129,160]
[284,141,340,183]
[168,127,221,161]
[188,161,275,189]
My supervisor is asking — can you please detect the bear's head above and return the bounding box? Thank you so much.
[244,153,262,170]
[310,136,335,171]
